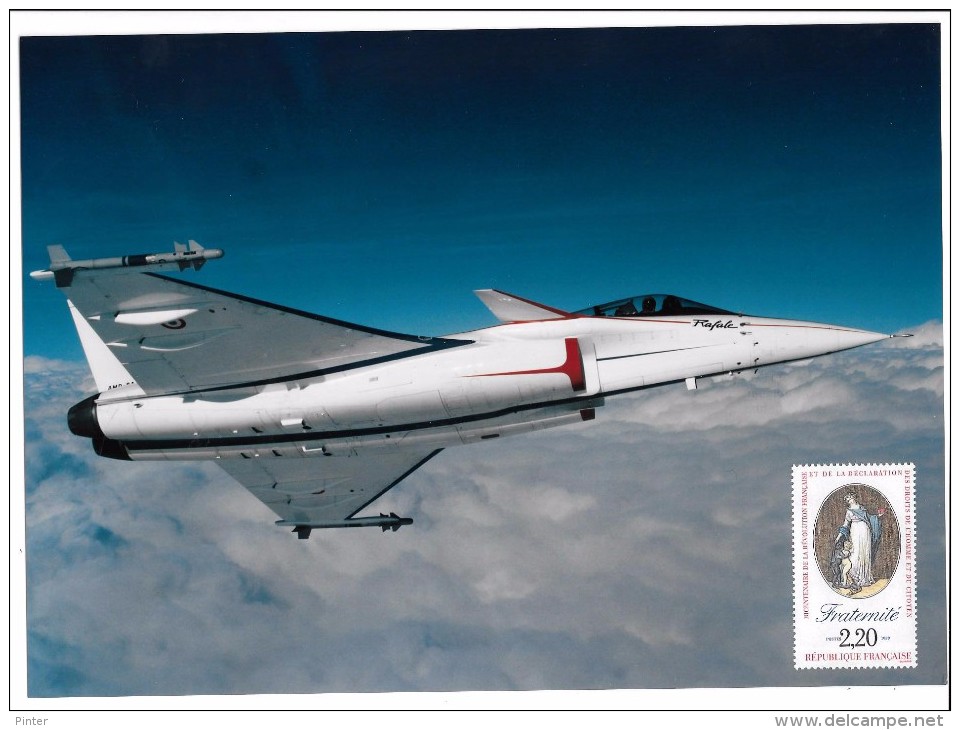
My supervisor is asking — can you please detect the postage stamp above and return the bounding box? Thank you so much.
[792,464,917,669]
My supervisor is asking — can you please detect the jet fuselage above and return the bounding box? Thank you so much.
[35,245,901,535]
[72,310,889,463]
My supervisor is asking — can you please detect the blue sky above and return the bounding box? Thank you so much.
[15,15,946,709]
[21,22,942,361]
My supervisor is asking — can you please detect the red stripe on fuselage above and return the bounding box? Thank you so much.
[742,322,858,332]
[468,337,587,392]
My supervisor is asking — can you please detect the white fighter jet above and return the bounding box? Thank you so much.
[32,243,902,538]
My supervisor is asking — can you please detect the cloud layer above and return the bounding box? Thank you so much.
[21,323,946,697]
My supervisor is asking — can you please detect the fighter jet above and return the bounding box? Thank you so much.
[31,243,902,538]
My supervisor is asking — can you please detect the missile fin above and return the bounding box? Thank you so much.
[48,244,71,264]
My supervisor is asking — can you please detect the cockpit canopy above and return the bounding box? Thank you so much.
[574,294,735,318]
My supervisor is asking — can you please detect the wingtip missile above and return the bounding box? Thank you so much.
[30,242,224,287]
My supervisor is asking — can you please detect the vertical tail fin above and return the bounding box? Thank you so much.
[67,301,145,398]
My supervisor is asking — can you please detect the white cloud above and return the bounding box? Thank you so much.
[20,329,946,698]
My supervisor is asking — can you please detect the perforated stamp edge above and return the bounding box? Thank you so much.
[792,464,917,670]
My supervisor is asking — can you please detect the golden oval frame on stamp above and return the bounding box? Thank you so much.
[814,484,900,600]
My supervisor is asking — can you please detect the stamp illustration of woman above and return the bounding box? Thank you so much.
[833,492,884,594]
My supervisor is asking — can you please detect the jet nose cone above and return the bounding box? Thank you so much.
[833,327,891,351]
[750,318,894,367]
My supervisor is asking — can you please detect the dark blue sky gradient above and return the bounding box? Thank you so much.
[21,24,942,360]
